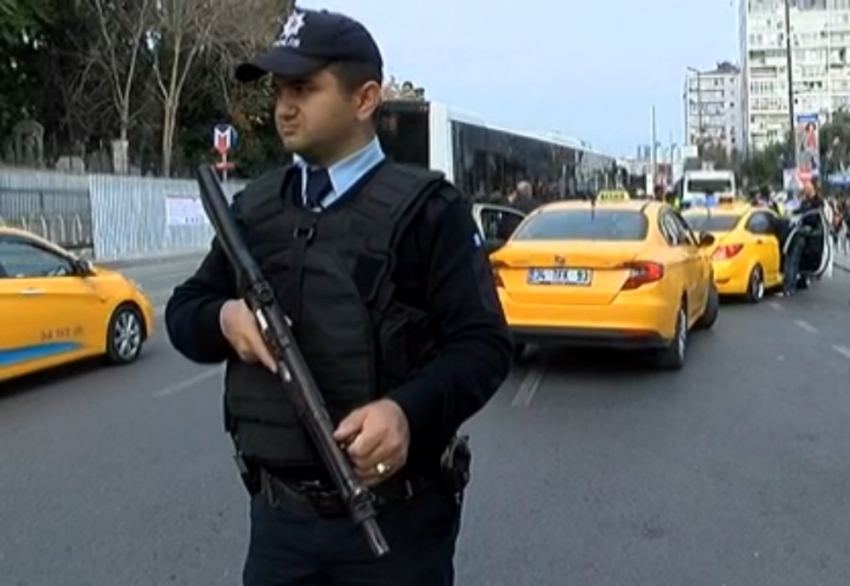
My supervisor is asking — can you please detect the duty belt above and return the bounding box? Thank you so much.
[257,466,438,518]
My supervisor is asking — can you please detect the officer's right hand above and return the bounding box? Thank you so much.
[219,299,278,372]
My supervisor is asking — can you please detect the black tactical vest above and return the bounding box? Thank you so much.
[224,162,446,467]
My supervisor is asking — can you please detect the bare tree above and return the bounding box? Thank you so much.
[207,0,290,140]
[90,0,153,173]
[148,0,218,176]
[149,0,287,176]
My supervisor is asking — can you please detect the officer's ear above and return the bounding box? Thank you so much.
[355,81,382,124]
[329,62,382,123]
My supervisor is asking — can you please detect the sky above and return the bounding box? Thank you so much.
[297,0,739,158]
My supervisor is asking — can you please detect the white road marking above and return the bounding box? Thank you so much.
[511,366,546,407]
[795,319,818,333]
[153,367,223,397]
[832,345,850,360]
[767,301,784,311]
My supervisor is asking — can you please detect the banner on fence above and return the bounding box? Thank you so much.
[165,194,208,226]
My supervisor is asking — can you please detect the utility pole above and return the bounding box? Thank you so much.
[651,105,657,190]
[784,0,796,168]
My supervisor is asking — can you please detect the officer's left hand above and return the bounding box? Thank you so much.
[333,399,410,486]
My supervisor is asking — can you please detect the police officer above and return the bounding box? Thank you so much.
[165,7,511,586]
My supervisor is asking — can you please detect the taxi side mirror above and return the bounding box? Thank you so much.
[698,232,715,247]
[72,258,94,275]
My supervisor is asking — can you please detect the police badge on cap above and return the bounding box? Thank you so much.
[235,9,383,82]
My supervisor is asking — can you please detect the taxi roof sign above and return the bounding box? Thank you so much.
[596,189,630,202]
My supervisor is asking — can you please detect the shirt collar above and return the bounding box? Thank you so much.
[292,137,385,205]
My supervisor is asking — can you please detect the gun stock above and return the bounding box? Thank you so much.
[195,165,389,557]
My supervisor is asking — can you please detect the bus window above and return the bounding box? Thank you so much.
[376,101,430,169]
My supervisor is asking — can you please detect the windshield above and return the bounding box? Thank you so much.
[513,209,648,241]
[682,213,742,232]
[686,179,734,194]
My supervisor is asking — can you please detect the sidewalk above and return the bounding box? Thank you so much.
[835,246,850,273]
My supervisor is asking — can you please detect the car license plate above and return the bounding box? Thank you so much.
[527,268,592,286]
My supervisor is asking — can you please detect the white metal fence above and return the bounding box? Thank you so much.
[0,169,247,261]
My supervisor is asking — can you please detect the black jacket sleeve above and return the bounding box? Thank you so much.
[165,207,240,364]
[386,189,513,453]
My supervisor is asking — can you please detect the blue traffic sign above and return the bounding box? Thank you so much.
[213,124,239,154]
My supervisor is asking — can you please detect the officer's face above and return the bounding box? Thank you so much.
[273,69,379,163]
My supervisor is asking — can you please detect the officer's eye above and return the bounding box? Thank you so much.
[273,79,312,98]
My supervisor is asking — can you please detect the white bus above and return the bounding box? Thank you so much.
[682,169,736,207]
[376,100,622,202]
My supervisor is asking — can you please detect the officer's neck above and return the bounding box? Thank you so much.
[301,132,376,169]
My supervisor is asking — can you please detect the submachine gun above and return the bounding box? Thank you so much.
[195,165,390,558]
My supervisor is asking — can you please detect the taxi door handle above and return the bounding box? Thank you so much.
[19,288,44,296]
[756,239,764,244]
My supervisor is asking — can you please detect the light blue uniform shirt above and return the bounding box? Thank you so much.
[292,137,386,210]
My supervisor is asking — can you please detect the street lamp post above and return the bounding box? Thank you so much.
[651,105,657,187]
[784,0,796,168]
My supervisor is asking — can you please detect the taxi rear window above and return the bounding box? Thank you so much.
[513,210,648,241]
[682,213,741,232]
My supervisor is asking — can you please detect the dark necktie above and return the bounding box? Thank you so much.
[304,168,332,209]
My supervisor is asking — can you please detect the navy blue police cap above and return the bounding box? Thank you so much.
[235,9,383,82]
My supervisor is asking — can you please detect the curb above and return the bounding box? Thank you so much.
[836,261,850,273]
[95,250,205,269]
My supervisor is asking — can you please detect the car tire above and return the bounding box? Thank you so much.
[745,265,764,303]
[695,283,719,330]
[105,304,145,365]
[656,304,687,371]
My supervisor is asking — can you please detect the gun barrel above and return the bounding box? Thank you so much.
[195,165,264,285]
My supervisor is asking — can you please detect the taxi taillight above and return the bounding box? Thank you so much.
[711,243,743,261]
[619,261,664,290]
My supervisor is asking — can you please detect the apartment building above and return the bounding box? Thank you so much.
[740,0,850,151]
[683,62,745,153]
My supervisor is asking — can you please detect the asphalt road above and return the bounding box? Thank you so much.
[2,256,850,585]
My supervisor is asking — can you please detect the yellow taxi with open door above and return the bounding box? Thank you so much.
[681,203,783,302]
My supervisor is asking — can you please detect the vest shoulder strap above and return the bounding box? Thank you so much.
[350,163,447,310]
[236,165,293,218]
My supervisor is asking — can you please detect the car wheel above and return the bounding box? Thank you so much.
[656,304,687,371]
[695,283,719,330]
[106,304,144,365]
[745,265,764,303]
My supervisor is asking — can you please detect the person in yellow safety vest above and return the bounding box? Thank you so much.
[773,192,789,217]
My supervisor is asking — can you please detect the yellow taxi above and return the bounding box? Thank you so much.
[489,200,718,369]
[0,227,155,383]
[681,203,782,302]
